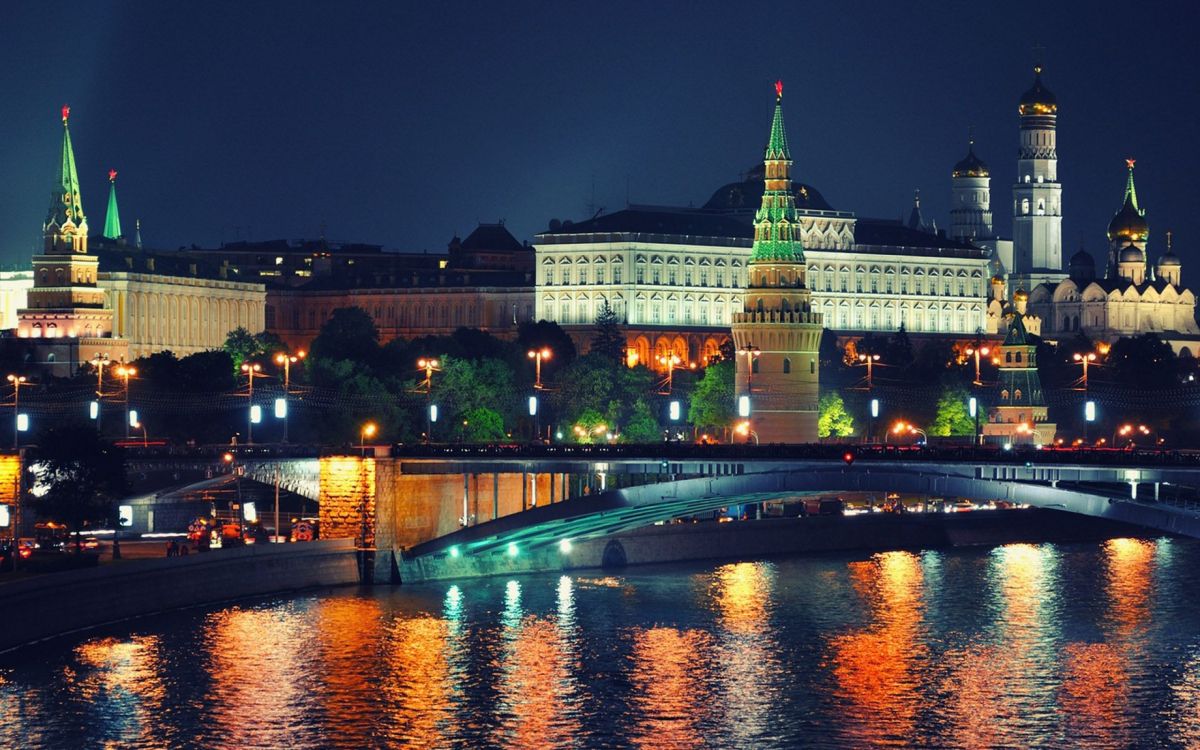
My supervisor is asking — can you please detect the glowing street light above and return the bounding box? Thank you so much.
[115,363,137,439]
[6,374,30,450]
[857,352,881,389]
[418,357,440,443]
[527,347,552,389]
[964,344,990,385]
[735,420,759,445]
[241,362,263,445]
[90,353,111,433]
[656,353,683,394]
[274,349,305,443]
[360,421,377,456]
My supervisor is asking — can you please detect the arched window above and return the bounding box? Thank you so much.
[810,359,815,374]
[783,358,791,374]
[751,357,759,374]
[1001,389,1010,399]
[1014,389,1023,400]
[1006,352,1012,363]
[1021,199,1030,215]
[1015,351,1023,363]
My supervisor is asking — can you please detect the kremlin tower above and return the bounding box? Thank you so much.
[14,106,124,373]
[1010,65,1065,292]
[730,81,822,443]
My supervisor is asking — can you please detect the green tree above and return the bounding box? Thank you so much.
[309,307,380,364]
[929,386,976,437]
[30,422,127,553]
[818,392,855,438]
[688,360,735,431]
[622,398,661,443]
[590,300,626,364]
[461,406,507,442]
[569,407,608,443]
[433,355,518,425]
[223,327,284,373]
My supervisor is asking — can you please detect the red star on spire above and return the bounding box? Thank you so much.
[1125,157,1136,170]
[108,169,118,182]
[774,79,783,99]
[61,104,70,123]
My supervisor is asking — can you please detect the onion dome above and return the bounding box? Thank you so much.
[1013,289,1028,302]
[1069,249,1095,268]
[1018,66,1057,116]
[1158,251,1181,267]
[952,141,989,178]
[1107,159,1149,243]
[1119,245,1145,264]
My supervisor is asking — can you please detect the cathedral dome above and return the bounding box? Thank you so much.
[1157,251,1181,267]
[1069,249,1095,268]
[952,143,989,178]
[704,163,834,213]
[1018,66,1057,116]
[1119,245,1145,264]
[1107,197,1149,243]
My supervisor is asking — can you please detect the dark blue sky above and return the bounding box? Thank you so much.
[1,2,1194,268]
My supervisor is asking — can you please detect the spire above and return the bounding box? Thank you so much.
[907,189,926,230]
[103,169,122,240]
[765,80,790,160]
[1123,158,1141,213]
[47,104,85,229]
[750,81,803,263]
[135,218,143,250]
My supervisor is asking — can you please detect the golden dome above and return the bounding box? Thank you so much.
[1018,66,1058,116]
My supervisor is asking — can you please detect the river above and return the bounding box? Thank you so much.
[3,537,1200,748]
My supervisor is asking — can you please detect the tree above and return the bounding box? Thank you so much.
[817,392,855,438]
[461,406,507,442]
[590,300,626,364]
[309,307,380,364]
[688,360,734,431]
[622,398,661,443]
[223,327,283,373]
[569,407,608,443]
[929,386,975,437]
[30,422,127,553]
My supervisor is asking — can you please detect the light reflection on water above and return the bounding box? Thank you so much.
[3,539,1200,749]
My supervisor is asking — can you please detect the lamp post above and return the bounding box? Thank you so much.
[131,420,148,447]
[90,353,110,434]
[418,358,440,443]
[241,362,263,445]
[740,344,761,393]
[360,421,377,456]
[527,347,552,389]
[857,352,880,389]
[656,353,682,394]
[115,364,137,439]
[735,420,759,445]
[274,349,305,443]
[6,375,30,450]
[964,345,990,385]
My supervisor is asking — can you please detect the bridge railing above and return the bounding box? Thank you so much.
[389,442,1200,468]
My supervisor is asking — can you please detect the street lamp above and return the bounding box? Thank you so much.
[1073,351,1098,388]
[656,353,682,394]
[418,358,440,443]
[115,364,137,439]
[6,375,30,450]
[131,420,149,447]
[735,420,759,445]
[739,344,761,393]
[274,349,305,443]
[527,347,552,389]
[889,420,927,445]
[360,421,377,456]
[241,362,263,445]
[964,345,990,385]
[90,353,110,433]
[857,352,881,389]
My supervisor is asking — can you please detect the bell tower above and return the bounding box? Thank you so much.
[1010,65,1065,291]
[731,81,822,443]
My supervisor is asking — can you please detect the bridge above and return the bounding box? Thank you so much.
[103,443,1200,582]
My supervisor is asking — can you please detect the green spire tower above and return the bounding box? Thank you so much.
[731,81,823,443]
[751,80,804,263]
[103,169,122,240]
[43,104,88,253]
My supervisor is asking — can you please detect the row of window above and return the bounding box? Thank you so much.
[809,270,984,297]
[544,266,745,288]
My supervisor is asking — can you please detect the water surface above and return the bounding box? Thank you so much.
[3,538,1200,748]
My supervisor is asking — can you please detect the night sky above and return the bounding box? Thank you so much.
[1,2,1194,269]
